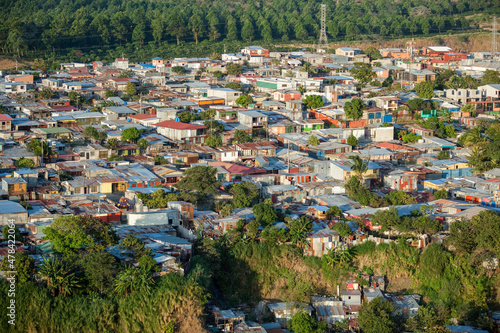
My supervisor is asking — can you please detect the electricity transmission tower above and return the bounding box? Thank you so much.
[317,4,328,52]
[493,16,498,55]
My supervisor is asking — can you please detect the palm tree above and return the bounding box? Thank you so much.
[106,138,120,151]
[39,256,80,296]
[288,216,313,248]
[114,268,153,297]
[347,156,369,180]
[463,129,482,147]
[466,146,493,175]
[325,245,353,268]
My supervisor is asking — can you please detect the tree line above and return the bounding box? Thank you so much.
[0,0,498,61]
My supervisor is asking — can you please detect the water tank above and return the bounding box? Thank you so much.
[175,117,180,122]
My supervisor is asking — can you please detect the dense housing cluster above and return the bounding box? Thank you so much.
[0,44,500,333]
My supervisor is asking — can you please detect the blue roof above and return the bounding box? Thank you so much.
[0,200,27,214]
[311,205,329,212]
[152,57,164,60]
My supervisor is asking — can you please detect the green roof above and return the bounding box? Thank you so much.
[38,127,72,134]
[36,242,54,255]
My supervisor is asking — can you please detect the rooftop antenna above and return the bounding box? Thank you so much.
[493,16,498,55]
[317,4,328,53]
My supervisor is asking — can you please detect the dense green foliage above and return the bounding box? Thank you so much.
[0,0,494,62]
[414,81,435,99]
[303,95,324,110]
[350,62,376,88]
[402,132,421,143]
[344,99,366,120]
[233,129,253,144]
[461,122,500,174]
[235,95,253,108]
[420,116,456,138]
[137,189,180,209]
[288,312,327,333]
[14,157,34,168]
[44,216,118,256]
[307,135,320,146]
[174,165,221,200]
[0,273,207,332]
[205,135,223,148]
[358,297,397,333]
[121,127,141,143]
[347,133,358,148]
[345,176,387,207]
[228,182,259,208]
[0,214,209,332]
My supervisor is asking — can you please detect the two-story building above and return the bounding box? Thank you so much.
[2,177,28,200]
[235,141,277,159]
[154,120,207,144]
[238,111,268,129]
[103,106,137,120]
[0,114,13,131]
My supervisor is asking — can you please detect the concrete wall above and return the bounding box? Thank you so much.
[128,210,180,226]
[0,212,28,226]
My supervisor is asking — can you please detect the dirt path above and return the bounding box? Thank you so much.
[280,31,494,54]
[0,58,32,70]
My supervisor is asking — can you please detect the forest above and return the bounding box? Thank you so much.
[0,0,499,63]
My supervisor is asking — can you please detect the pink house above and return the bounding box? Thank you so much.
[372,67,390,79]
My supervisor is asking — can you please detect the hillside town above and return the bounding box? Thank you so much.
[1,44,500,333]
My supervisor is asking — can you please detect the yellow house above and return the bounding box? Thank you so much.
[330,160,381,181]
[422,179,447,191]
[96,177,127,193]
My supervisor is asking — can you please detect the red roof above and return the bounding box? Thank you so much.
[0,114,13,121]
[375,142,412,151]
[154,120,206,130]
[128,114,157,120]
[51,106,78,112]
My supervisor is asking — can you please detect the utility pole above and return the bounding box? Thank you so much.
[287,139,290,173]
[317,4,328,53]
[40,138,44,167]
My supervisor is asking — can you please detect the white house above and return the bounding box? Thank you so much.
[114,58,129,70]
[154,120,207,144]
[478,84,500,99]
[206,88,242,103]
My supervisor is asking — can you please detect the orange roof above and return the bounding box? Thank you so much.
[375,142,413,151]
[154,120,206,130]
